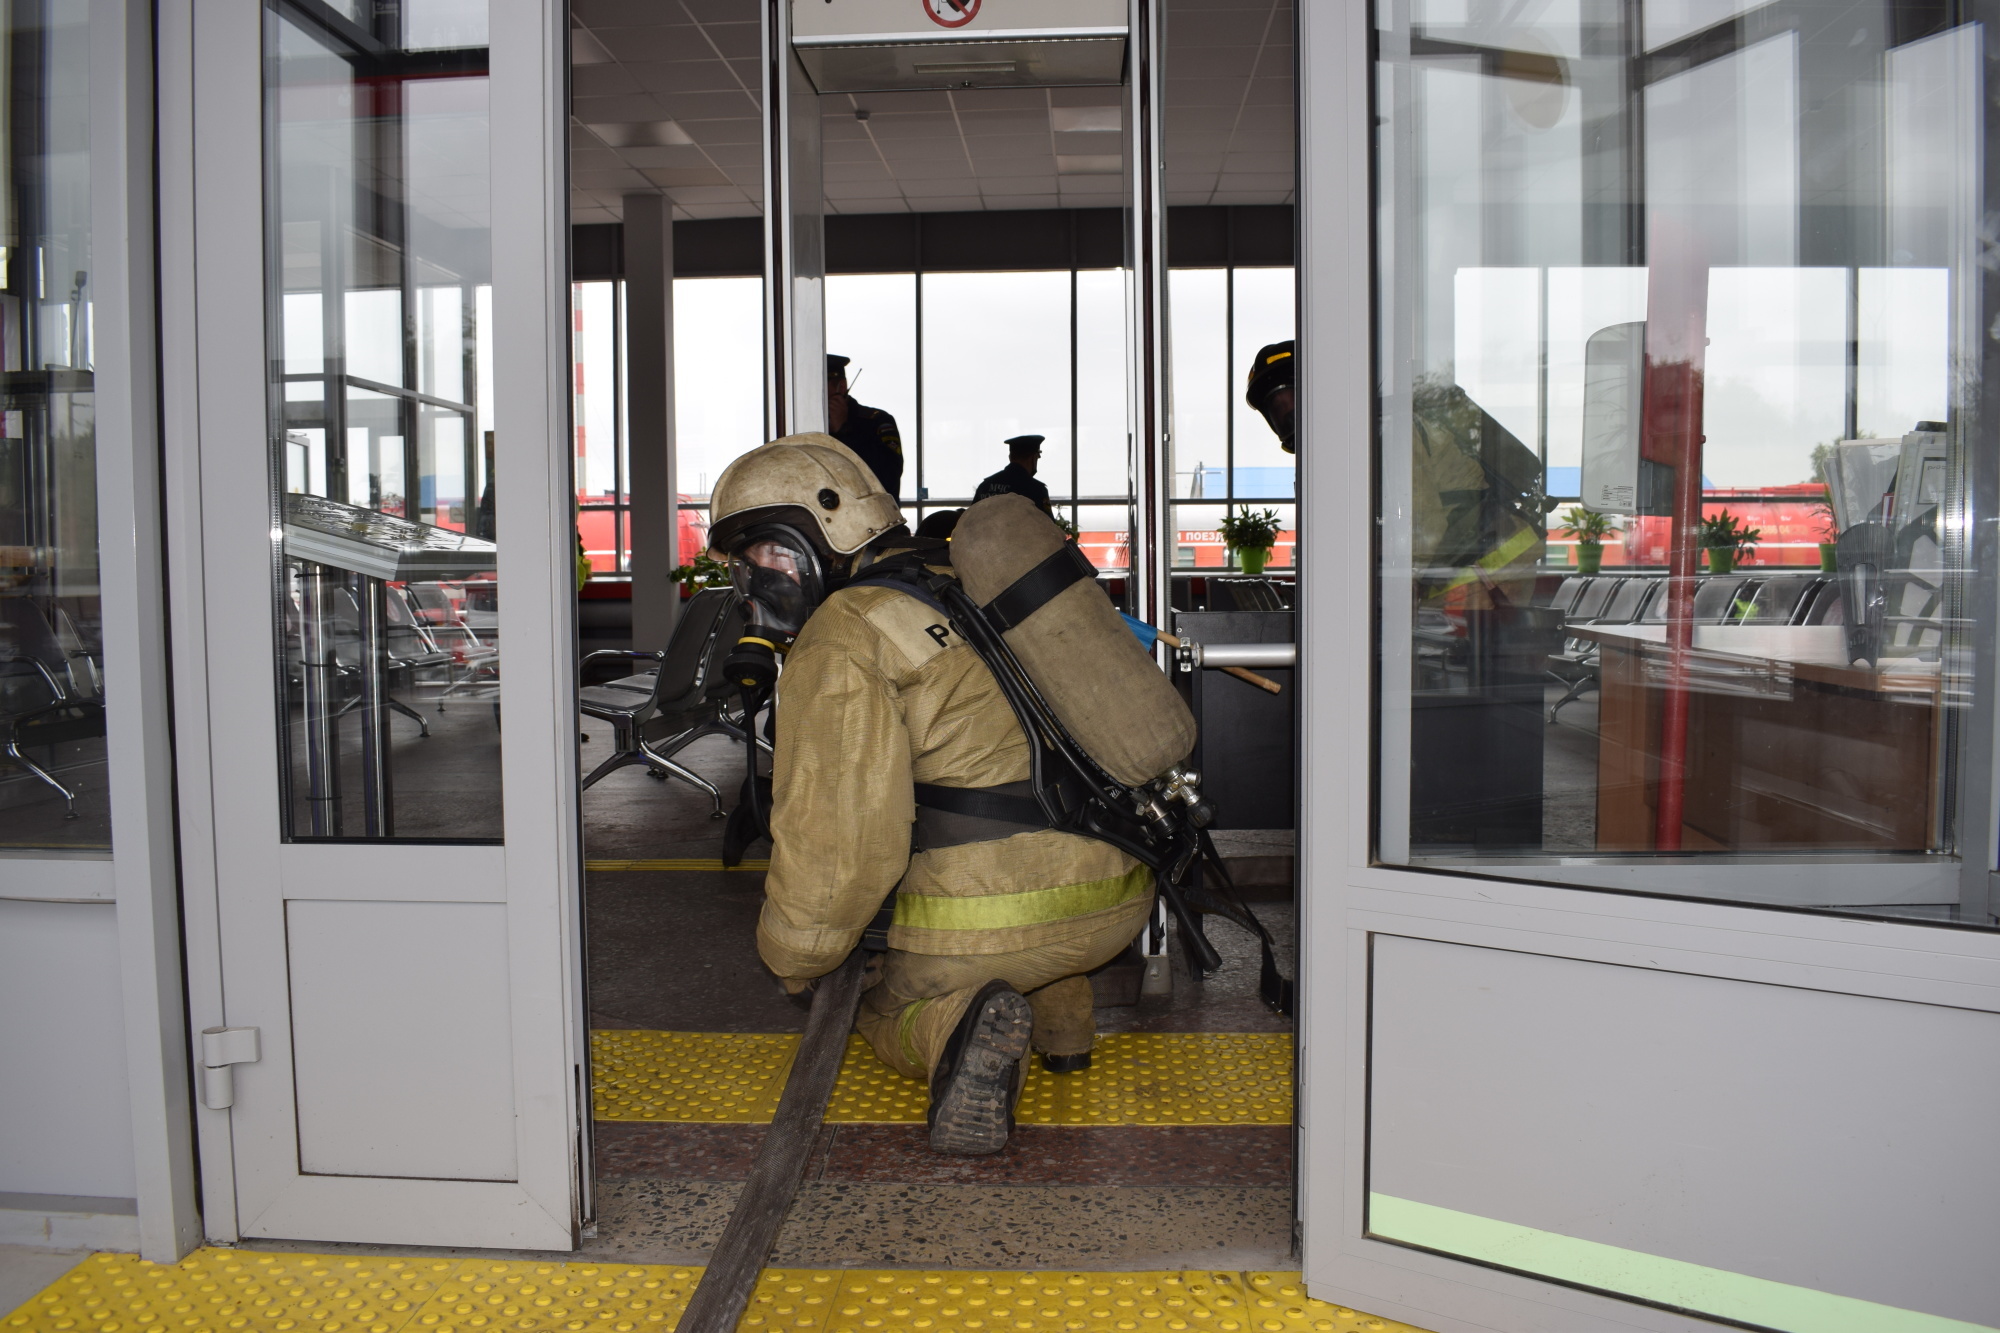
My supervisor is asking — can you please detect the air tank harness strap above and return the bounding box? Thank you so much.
[912,780,1051,852]
[980,541,1097,631]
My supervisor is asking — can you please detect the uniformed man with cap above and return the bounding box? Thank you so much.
[828,353,904,497]
[1244,340,1294,453]
[707,433,1153,1156]
[972,435,1053,516]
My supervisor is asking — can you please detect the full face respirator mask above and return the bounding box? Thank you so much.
[722,524,828,693]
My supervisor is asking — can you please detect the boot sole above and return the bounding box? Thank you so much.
[928,989,1033,1155]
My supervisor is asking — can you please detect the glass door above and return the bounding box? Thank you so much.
[170,0,582,1248]
[1296,1,2000,1329]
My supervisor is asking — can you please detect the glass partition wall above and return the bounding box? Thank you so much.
[266,0,499,840]
[0,0,104,849]
[1375,2,1993,918]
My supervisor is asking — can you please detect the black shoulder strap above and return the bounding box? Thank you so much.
[981,542,1096,632]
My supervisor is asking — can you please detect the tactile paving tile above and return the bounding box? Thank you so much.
[591,1031,1293,1127]
[592,1030,798,1122]
[7,1255,1432,1333]
[6,1249,460,1333]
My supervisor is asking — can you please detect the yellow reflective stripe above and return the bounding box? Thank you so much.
[1437,523,1544,591]
[894,864,1151,932]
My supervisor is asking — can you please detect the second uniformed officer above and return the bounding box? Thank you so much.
[828,353,904,498]
[972,434,1053,517]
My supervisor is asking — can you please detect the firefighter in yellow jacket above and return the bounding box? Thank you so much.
[707,434,1154,1156]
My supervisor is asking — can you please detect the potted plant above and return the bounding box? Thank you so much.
[1810,485,1838,572]
[1559,505,1615,574]
[671,551,732,596]
[1697,509,1760,574]
[1218,507,1282,575]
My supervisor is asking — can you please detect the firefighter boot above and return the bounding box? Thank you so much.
[927,980,1031,1155]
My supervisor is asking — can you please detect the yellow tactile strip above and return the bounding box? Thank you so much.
[6,1251,1432,1333]
[591,1031,1292,1127]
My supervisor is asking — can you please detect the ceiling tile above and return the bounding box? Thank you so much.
[978,175,1061,194]
[864,115,964,142]
[909,196,985,213]
[588,23,709,62]
[1244,77,1294,106]
[851,89,956,114]
[1223,151,1296,174]
[1050,105,1122,133]
[678,0,754,23]
[823,183,906,202]
[821,115,874,141]
[980,195,1062,211]
[572,167,653,191]
[966,156,1061,179]
[1167,11,1272,46]
[1168,131,1238,155]
[955,110,1049,137]
[574,93,672,122]
[569,205,622,225]
[824,160,892,183]
[625,59,746,95]
[674,201,763,219]
[1167,45,1261,77]
[824,137,888,163]
[1166,77,1253,108]
[655,183,751,203]
[679,117,764,145]
[884,159,976,182]
[1055,154,1123,175]
[659,89,760,121]
[1214,171,1296,191]
[572,0,677,25]
[639,167,733,187]
[1232,104,1293,132]
[874,137,969,162]
[697,21,761,59]
[699,142,764,167]
[570,27,615,64]
[967,133,1057,160]
[944,87,1046,111]
[900,179,978,198]
[614,144,711,168]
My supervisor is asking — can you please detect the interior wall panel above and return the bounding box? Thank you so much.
[1368,933,2000,1326]
[0,900,137,1199]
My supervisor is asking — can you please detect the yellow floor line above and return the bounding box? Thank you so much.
[592,1030,1293,1127]
[585,858,770,871]
[7,1250,1433,1333]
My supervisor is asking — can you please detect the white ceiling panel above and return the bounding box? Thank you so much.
[568,0,1293,221]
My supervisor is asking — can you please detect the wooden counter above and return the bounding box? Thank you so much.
[1576,625,1945,852]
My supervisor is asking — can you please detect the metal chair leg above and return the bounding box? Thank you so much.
[4,739,77,818]
[1547,675,1598,725]
[637,740,726,818]
[388,696,431,737]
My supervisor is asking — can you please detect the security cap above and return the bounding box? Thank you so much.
[1005,434,1045,454]
[709,433,904,557]
[1244,340,1294,409]
[827,354,851,375]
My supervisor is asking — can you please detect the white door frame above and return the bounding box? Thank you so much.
[1294,4,2000,1331]
[162,0,583,1251]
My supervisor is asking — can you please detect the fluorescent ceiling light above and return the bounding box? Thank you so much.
[1051,106,1121,133]
[1056,154,1122,175]
[589,121,695,148]
[913,60,1019,75]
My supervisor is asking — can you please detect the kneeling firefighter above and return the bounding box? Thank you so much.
[709,434,1282,1156]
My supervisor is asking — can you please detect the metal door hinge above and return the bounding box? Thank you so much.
[200,1026,260,1109]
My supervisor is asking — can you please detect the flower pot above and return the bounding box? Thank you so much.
[1819,543,1837,573]
[1238,546,1272,576]
[1575,544,1603,574]
[1704,547,1736,574]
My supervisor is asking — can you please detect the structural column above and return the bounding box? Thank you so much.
[624,191,679,650]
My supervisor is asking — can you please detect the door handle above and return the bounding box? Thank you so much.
[200,1026,261,1110]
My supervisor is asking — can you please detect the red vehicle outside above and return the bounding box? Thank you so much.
[1549,483,1833,569]
[578,499,711,576]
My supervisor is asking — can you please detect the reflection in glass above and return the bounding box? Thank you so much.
[267,0,498,841]
[0,0,104,848]
[1377,3,1987,879]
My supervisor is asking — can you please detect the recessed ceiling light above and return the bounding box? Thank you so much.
[588,121,694,148]
[1051,106,1121,133]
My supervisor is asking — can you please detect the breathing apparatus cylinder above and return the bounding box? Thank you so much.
[951,495,1197,787]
